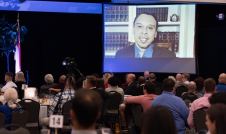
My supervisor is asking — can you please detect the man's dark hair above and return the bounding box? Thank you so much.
[209,92,226,105]
[162,78,175,92]
[133,13,158,30]
[206,104,226,134]
[142,106,177,134]
[144,81,156,94]
[86,75,97,87]
[71,89,102,128]
[5,72,13,78]
[194,76,204,92]
[204,78,216,93]
[108,76,119,87]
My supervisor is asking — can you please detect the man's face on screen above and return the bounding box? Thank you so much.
[133,14,157,49]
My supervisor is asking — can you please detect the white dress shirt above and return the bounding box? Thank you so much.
[1,81,17,92]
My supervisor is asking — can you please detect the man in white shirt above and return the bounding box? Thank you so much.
[1,72,17,93]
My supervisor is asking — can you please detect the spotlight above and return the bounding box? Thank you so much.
[62,57,76,66]
[216,13,225,21]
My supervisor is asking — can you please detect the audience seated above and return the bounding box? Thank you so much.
[216,73,226,92]
[103,73,113,89]
[152,78,188,134]
[39,74,57,97]
[142,106,177,134]
[124,73,139,96]
[209,92,226,105]
[83,75,107,102]
[124,81,157,112]
[182,73,190,85]
[49,74,66,94]
[187,78,216,128]
[106,76,124,97]
[149,73,162,95]
[15,71,26,99]
[1,72,17,93]
[71,89,111,134]
[137,76,145,95]
[0,88,23,124]
[206,104,226,134]
[181,81,198,106]
[194,76,205,98]
[48,75,75,115]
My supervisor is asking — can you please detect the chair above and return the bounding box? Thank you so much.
[62,100,72,125]
[12,110,28,127]
[103,91,122,132]
[0,112,5,128]
[193,107,208,133]
[18,99,40,129]
[61,100,72,134]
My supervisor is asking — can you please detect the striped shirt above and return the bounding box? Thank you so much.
[48,89,75,115]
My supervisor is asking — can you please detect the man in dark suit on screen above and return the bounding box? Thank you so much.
[115,13,176,58]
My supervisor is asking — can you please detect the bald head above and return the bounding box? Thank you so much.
[218,73,226,84]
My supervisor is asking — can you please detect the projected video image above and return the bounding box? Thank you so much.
[103,4,196,73]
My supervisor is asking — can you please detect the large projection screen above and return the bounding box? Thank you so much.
[103,4,196,73]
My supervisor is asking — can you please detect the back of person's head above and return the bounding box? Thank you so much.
[65,75,76,90]
[15,71,26,82]
[71,89,102,129]
[44,74,54,84]
[142,106,177,134]
[218,73,226,84]
[138,76,145,85]
[204,78,216,93]
[108,76,119,87]
[126,73,136,83]
[5,72,13,81]
[182,73,190,81]
[206,104,226,134]
[168,76,176,83]
[209,92,226,105]
[176,73,183,82]
[85,75,97,88]
[188,81,197,92]
[59,74,66,84]
[149,73,157,81]
[162,78,175,92]
[144,81,156,94]
[194,76,204,92]
[4,88,18,108]
[96,78,105,89]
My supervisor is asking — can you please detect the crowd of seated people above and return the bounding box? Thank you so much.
[0,71,226,134]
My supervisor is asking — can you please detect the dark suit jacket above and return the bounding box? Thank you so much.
[115,44,176,58]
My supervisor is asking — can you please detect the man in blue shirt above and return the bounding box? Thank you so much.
[152,78,188,134]
[216,73,226,92]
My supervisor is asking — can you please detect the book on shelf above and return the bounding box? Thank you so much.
[105,6,128,22]
[136,7,168,22]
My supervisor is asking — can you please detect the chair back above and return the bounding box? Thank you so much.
[18,99,40,125]
[12,110,28,127]
[0,112,5,128]
[104,91,122,113]
[193,107,208,133]
[62,100,72,125]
